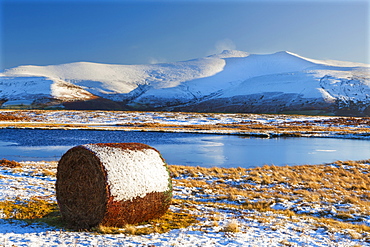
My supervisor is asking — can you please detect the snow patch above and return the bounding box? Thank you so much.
[317,88,336,103]
[50,79,94,101]
[83,145,170,201]
[1,99,33,107]
[1,50,369,113]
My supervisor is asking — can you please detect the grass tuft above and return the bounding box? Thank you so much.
[92,210,199,235]
[0,159,22,168]
[0,197,57,220]
[221,220,240,233]
[0,197,65,228]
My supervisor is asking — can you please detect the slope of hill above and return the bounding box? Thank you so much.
[1,50,369,115]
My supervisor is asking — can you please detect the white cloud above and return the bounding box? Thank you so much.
[208,39,237,55]
[148,57,167,64]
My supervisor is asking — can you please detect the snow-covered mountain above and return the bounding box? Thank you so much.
[1,50,369,116]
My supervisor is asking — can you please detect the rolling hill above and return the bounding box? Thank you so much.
[1,50,369,116]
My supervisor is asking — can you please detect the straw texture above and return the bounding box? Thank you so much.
[56,143,172,229]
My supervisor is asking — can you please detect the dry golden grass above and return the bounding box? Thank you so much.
[171,163,370,211]
[39,169,56,177]
[1,157,369,241]
[93,225,124,234]
[221,220,240,233]
[169,159,370,237]
[0,159,22,168]
[171,160,370,193]
[0,111,31,121]
[0,196,198,235]
[1,110,369,138]
[0,197,57,220]
[92,210,199,235]
[0,160,57,178]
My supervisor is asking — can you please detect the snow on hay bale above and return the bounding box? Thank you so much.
[56,143,172,229]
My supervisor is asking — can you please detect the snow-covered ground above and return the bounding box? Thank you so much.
[1,160,369,246]
[1,110,370,139]
[0,110,369,246]
[1,109,362,127]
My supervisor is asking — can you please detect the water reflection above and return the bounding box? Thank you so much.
[0,142,73,161]
[0,129,369,168]
[149,135,370,168]
[158,136,226,166]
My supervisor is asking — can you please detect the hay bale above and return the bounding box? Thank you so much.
[56,143,172,229]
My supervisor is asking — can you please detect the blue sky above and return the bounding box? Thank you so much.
[1,0,369,70]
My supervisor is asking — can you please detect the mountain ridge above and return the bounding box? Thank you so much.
[1,50,369,116]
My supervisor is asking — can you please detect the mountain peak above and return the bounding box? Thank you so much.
[208,50,250,59]
[1,50,369,116]
[272,50,303,57]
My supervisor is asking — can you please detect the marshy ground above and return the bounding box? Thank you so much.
[0,110,369,139]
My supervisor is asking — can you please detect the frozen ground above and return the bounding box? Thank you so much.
[0,161,369,246]
[1,110,370,139]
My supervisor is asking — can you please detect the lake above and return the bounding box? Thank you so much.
[0,128,369,168]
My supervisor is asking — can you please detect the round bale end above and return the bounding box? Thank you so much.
[56,143,172,228]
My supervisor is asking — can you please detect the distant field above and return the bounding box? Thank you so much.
[0,110,369,139]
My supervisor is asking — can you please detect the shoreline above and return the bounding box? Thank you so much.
[0,109,370,140]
